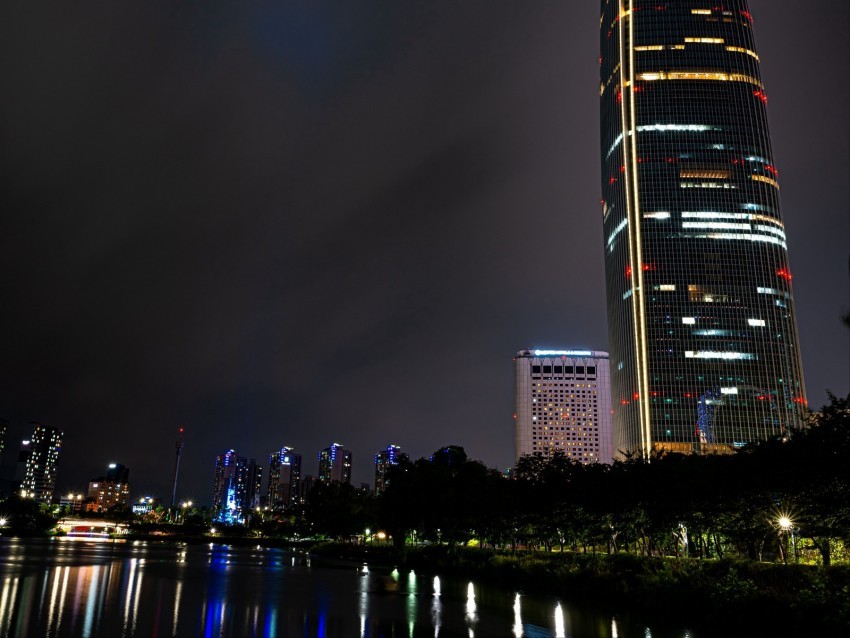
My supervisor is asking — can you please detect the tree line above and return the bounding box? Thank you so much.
[308,393,849,565]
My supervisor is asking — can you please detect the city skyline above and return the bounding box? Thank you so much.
[0,1,847,500]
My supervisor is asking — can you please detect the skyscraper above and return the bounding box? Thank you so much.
[267,446,302,509]
[514,349,613,463]
[599,1,806,458]
[212,450,260,524]
[374,444,409,494]
[19,423,63,502]
[318,443,352,484]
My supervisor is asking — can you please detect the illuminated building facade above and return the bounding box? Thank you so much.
[212,450,261,524]
[318,443,352,484]
[374,444,409,494]
[514,350,613,463]
[267,446,301,509]
[19,423,63,502]
[600,1,807,457]
[86,462,131,511]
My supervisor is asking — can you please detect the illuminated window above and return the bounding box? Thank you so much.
[684,37,724,44]
[691,9,712,15]
[726,45,759,60]
[607,218,628,250]
[682,317,696,325]
[656,284,676,291]
[643,211,671,219]
[680,169,730,179]
[680,182,737,189]
[747,318,766,327]
[684,351,756,360]
[682,221,751,230]
[751,174,780,189]
[700,233,786,248]
[636,70,763,88]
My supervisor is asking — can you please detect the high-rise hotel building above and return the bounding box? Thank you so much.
[514,350,613,463]
[599,1,806,457]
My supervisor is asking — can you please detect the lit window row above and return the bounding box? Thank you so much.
[680,182,737,189]
[682,221,751,230]
[635,71,763,89]
[680,211,784,230]
[607,218,628,251]
[680,169,730,179]
[692,232,787,249]
[751,174,780,188]
[684,351,756,360]
[754,225,786,239]
[606,124,720,159]
[684,37,724,44]
[726,45,759,60]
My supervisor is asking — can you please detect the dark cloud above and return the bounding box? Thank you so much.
[0,1,846,501]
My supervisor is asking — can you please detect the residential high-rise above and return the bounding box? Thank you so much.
[267,446,302,510]
[318,443,352,484]
[19,423,63,502]
[514,350,613,463]
[599,1,806,457]
[87,462,131,511]
[374,444,409,494]
[212,450,260,524]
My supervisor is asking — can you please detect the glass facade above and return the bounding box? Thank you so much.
[599,1,806,457]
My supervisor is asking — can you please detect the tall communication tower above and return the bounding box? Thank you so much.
[170,427,185,509]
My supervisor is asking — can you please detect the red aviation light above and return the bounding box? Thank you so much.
[641,263,654,271]
[740,10,753,22]
[776,269,792,281]
[765,165,779,176]
[620,398,629,405]
[616,89,623,104]
[632,392,640,400]
[610,176,618,185]
[792,397,807,405]
[625,266,633,277]
[753,90,768,104]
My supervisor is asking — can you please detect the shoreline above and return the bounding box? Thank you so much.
[310,542,850,634]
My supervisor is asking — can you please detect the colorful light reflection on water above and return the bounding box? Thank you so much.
[0,538,705,637]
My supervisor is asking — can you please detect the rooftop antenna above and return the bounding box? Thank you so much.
[171,427,185,509]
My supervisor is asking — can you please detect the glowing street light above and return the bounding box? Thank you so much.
[776,514,796,565]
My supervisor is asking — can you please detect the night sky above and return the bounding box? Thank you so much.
[1,1,847,504]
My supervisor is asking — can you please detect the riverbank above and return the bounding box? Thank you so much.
[312,542,850,633]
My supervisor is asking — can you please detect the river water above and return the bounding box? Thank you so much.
[0,537,702,637]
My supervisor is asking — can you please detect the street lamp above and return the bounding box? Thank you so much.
[777,514,794,565]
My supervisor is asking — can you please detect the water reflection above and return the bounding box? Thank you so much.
[0,539,725,637]
[554,602,566,637]
[432,576,442,637]
[513,593,522,638]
